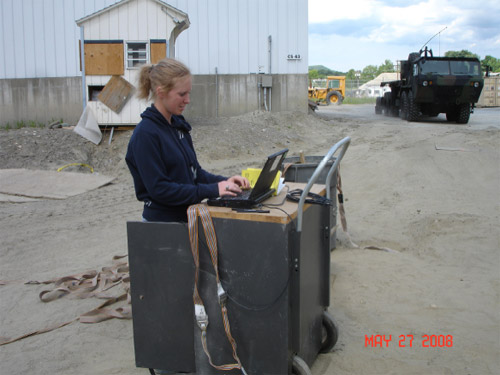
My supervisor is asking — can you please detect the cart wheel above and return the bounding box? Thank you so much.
[319,311,338,353]
[292,355,312,375]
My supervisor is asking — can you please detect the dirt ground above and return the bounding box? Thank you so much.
[0,104,499,374]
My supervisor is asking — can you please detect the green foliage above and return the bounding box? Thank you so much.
[343,97,377,105]
[444,50,480,59]
[1,120,50,130]
[345,69,357,80]
[310,59,396,81]
[481,55,500,72]
[308,69,320,80]
[311,51,500,80]
[444,50,500,73]
[308,65,345,78]
[361,65,378,81]
[378,59,396,73]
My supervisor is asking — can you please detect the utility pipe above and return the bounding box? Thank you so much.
[215,67,219,117]
[80,26,86,110]
[268,35,272,112]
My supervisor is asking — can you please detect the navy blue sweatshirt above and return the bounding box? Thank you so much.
[125,105,226,222]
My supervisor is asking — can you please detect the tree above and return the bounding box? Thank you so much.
[308,69,320,80]
[361,65,378,81]
[444,50,480,59]
[481,55,500,73]
[308,52,500,78]
[377,59,395,75]
[308,65,344,78]
[345,69,357,80]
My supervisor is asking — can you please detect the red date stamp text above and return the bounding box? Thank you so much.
[365,334,453,348]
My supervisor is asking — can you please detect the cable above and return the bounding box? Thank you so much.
[286,188,332,206]
[260,185,290,207]
[222,272,291,312]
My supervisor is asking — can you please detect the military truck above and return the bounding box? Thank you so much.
[375,48,484,123]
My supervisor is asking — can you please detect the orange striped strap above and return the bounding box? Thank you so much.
[187,204,247,374]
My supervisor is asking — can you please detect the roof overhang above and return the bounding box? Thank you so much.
[76,0,189,26]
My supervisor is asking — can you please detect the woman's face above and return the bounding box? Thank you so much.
[156,75,192,121]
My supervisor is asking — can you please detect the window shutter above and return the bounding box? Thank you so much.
[84,40,124,75]
[150,40,167,64]
[97,75,135,114]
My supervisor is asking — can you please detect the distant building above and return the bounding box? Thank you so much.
[0,0,308,125]
[357,72,398,98]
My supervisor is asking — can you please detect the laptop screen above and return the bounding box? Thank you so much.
[250,149,288,198]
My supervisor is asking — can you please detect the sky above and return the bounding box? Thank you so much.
[308,0,500,72]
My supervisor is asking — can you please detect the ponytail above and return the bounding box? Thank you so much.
[137,64,154,100]
[136,58,191,101]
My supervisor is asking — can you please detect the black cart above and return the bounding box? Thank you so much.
[127,138,350,375]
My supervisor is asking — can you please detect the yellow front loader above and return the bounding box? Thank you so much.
[308,76,346,105]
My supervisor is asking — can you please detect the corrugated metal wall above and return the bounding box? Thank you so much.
[0,0,307,79]
[170,0,308,75]
[0,0,120,78]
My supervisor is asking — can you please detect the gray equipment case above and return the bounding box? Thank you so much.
[127,138,350,374]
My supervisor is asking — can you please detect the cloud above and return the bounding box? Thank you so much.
[308,0,380,23]
[308,0,500,70]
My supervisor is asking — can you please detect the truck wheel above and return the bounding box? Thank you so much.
[383,92,392,116]
[292,355,312,375]
[375,97,382,114]
[399,91,408,120]
[456,103,471,124]
[407,91,420,122]
[319,311,338,353]
[446,109,458,122]
[326,91,342,105]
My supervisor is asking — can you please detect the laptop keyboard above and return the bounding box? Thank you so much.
[225,189,252,200]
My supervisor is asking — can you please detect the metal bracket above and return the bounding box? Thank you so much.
[194,304,209,331]
[296,137,351,233]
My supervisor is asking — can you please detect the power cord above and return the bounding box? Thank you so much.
[286,188,332,206]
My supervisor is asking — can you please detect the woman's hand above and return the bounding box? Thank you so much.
[228,175,250,189]
[218,176,250,196]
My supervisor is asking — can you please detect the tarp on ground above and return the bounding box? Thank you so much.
[0,169,114,200]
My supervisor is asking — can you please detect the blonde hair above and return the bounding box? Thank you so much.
[137,58,191,101]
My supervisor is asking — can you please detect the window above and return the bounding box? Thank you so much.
[328,80,340,89]
[419,60,450,75]
[127,42,148,68]
[88,85,105,101]
[450,61,480,76]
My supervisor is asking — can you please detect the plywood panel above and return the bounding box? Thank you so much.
[150,41,167,64]
[98,75,135,114]
[84,41,124,75]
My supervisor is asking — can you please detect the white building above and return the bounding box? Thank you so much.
[357,72,398,98]
[76,0,190,125]
[0,0,308,125]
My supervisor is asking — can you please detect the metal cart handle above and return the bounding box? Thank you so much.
[296,136,351,233]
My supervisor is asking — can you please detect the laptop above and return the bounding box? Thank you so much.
[207,148,288,208]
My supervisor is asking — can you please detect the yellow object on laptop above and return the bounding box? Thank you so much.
[242,168,281,195]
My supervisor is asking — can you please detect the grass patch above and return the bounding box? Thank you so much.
[343,97,377,105]
[0,119,63,130]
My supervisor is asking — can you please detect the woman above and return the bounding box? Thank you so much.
[126,58,249,222]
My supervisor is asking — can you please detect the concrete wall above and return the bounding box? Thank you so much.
[186,73,309,118]
[0,73,308,125]
[0,77,83,125]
